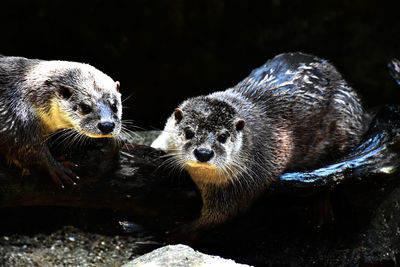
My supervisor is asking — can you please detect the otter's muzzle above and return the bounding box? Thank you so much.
[98,122,115,134]
[194,148,214,162]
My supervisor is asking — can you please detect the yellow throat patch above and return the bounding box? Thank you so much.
[184,161,232,185]
[36,98,77,134]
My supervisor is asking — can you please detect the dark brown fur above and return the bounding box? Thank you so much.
[152,52,368,243]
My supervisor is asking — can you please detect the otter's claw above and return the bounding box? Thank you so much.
[56,155,79,170]
[49,163,79,188]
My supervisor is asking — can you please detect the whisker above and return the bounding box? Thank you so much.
[122,94,133,103]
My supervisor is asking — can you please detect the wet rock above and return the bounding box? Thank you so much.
[123,244,251,267]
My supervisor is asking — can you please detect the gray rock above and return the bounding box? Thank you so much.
[123,244,252,267]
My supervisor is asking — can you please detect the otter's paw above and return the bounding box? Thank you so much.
[56,155,79,169]
[48,162,79,188]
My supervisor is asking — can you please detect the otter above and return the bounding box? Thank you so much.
[0,55,122,187]
[152,52,367,242]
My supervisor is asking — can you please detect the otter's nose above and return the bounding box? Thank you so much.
[194,148,214,162]
[98,122,115,134]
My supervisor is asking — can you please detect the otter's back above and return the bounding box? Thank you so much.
[234,52,366,169]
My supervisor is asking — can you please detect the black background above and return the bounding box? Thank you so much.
[1,0,399,129]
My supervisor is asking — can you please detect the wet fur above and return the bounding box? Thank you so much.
[153,52,368,241]
[0,55,122,186]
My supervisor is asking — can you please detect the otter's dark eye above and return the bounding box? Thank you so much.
[111,103,118,113]
[80,103,92,114]
[217,133,229,143]
[185,129,194,139]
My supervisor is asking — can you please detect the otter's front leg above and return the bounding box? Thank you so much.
[41,148,79,188]
[168,183,252,244]
[18,145,79,188]
[167,213,219,245]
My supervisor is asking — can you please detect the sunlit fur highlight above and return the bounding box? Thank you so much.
[36,98,78,134]
[36,97,119,139]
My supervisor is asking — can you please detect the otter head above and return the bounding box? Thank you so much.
[172,96,246,184]
[34,61,122,138]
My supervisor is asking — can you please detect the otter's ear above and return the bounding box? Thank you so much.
[174,108,183,123]
[115,81,120,92]
[60,86,73,99]
[235,119,245,131]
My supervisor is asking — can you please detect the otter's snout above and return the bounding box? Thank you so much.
[194,148,214,162]
[98,122,115,134]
